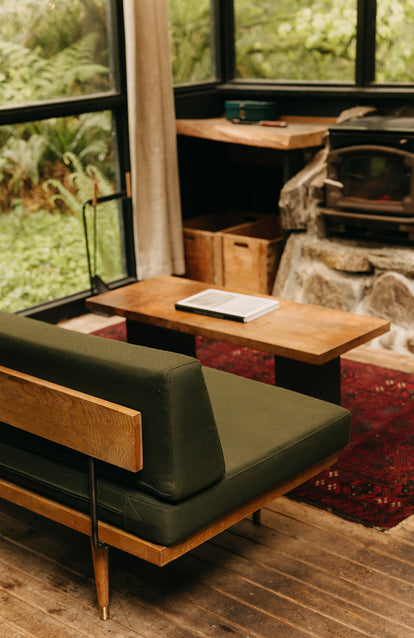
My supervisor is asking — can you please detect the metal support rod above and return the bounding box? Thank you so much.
[88,456,105,550]
[252,510,262,525]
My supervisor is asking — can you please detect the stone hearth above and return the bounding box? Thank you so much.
[273,147,414,356]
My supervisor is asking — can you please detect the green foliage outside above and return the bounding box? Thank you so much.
[234,0,414,83]
[0,0,110,102]
[234,0,355,81]
[0,0,123,313]
[0,150,123,313]
[168,0,213,84]
[0,207,90,312]
[44,152,123,284]
[168,0,414,84]
[376,1,414,82]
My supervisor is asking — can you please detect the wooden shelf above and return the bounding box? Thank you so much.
[176,116,335,151]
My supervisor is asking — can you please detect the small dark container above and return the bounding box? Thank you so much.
[225,100,278,123]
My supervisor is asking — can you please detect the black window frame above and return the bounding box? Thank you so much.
[4,0,136,323]
[174,0,414,119]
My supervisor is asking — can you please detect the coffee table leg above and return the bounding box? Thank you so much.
[274,356,341,404]
[126,320,197,357]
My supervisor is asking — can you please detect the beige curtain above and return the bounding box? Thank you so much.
[123,0,185,280]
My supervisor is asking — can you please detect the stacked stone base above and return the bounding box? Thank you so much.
[273,234,414,355]
[273,147,414,356]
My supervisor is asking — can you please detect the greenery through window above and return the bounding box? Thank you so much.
[168,0,214,85]
[376,1,414,82]
[169,0,414,88]
[0,114,123,313]
[0,0,113,102]
[234,0,357,82]
[0,0,128,314]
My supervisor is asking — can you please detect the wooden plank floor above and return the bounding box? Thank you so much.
[0,314,413,637]
[1,497,413,637]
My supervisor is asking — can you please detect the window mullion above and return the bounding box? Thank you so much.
[214,0,235,83]
[0,94,125,126]
[356,0,376,86]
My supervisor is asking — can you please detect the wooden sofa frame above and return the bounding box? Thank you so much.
[0,363,337,620]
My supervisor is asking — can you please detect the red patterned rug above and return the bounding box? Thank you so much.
[94,322,414,529]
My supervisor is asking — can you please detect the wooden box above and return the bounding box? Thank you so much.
[221,217,284,294]
[183,211,264,284]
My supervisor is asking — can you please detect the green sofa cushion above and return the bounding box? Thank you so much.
[0,311,225,502]
[0,366,351,546]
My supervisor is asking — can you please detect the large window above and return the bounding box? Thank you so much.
[233,0,414,86]
[171,1,414,97]
[0,0,132,316]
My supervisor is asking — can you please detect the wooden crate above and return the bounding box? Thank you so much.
[183,211,264,284]
[221,217,284,294]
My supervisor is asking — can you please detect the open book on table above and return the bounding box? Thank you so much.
[175,288,279,323]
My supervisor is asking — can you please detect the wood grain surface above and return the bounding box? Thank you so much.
[0,365,142,472]
[1,493,413,637]
[86,276,390,365]
[176,116,335,151]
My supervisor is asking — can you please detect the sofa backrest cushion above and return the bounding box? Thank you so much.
[0,311,225,502]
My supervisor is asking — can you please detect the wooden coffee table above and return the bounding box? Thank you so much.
[86,275,390,404]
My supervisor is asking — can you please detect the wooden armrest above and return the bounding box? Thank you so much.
[0,365,142,472]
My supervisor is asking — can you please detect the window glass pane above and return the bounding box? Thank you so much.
[0,113,126,313]
[234,0,356,82]
[0,0,113,103]
[168,0,214,84]
[376,1,414,82]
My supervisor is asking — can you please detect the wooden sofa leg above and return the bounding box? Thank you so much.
[90,539,110,620]
[252,509,262,525]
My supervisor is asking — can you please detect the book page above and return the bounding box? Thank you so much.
[176,289,279,320]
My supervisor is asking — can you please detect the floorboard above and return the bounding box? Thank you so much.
[1,495,413,637]
[0,312,412,637]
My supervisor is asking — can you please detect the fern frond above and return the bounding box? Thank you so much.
[43,153,122,280]
[48,33,109,94]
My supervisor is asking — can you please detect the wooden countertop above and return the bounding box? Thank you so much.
[176,116,335,151]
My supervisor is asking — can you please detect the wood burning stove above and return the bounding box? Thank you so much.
[323,116,414,244]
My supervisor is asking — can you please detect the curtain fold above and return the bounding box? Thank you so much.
[123,0,185,280]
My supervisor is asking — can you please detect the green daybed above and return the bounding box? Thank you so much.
[0,310,351,618]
